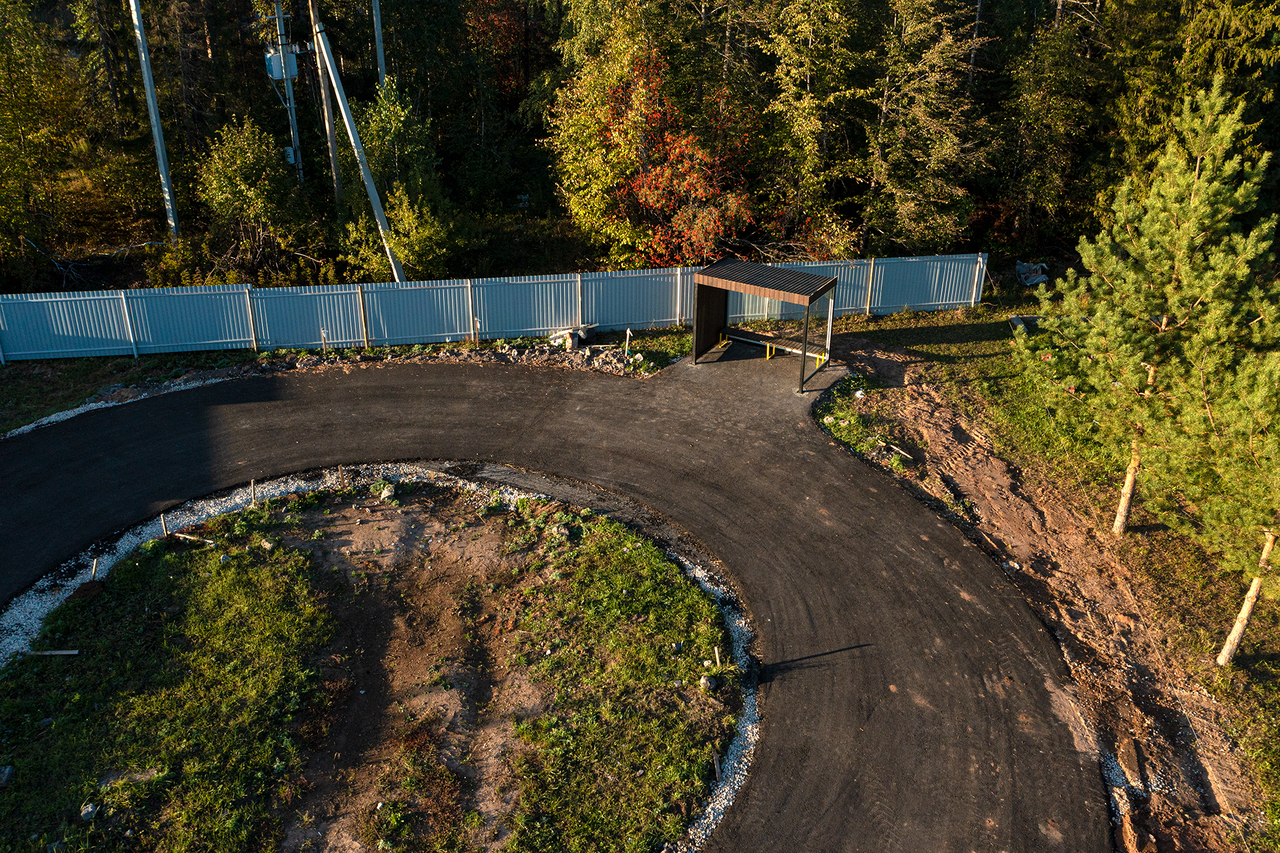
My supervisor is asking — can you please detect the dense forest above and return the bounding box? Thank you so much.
[0,0,1277,291]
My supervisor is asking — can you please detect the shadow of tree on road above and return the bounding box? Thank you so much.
[759,644,871,684]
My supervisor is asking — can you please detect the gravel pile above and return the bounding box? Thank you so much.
[0,461,758,852]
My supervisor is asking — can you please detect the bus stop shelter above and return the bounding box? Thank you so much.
[692,258,838,391]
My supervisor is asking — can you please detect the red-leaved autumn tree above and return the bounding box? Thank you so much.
[552,42,752,267]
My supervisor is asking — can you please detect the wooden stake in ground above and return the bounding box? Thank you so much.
[1112,441,1140,536]
[1217,529,1276,667]
[160,513,169,536]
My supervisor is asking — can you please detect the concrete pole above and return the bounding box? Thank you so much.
[275,3,304,184]
[309,0,342,205]
[127,0,179,240]
[314,24,406,282]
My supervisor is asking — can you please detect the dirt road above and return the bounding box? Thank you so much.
[0,347,1109,852]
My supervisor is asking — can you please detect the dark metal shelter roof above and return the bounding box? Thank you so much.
[691,258,838,391]
[693,257,837,306]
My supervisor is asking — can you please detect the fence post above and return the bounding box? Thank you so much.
[864,258,876,315]
[243,287,259,352]
[969,253,985,306]
[119,290,139,358]
[675,268,684,325]
[357,284,370,348]
[465,279,476,341]
[575,272,583,327]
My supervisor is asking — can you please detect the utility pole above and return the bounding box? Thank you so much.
[269,2,305,184]
[372,0,386,85]
[127,0,179,240]
[314,23,406,282]
[308,0,342,206]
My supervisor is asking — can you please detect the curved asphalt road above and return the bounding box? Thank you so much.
[0,349,1109,852]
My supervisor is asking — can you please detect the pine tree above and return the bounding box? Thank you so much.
[1151,297,1280,665]
[1018,77,1276,536]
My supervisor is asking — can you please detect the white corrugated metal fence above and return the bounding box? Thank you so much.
[0,254,986,363]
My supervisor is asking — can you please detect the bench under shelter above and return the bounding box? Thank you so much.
[692,258,838,392]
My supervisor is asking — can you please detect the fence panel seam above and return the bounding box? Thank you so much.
[119,291,139,358]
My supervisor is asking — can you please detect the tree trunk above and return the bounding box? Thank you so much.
[1216,530,1275,667]
[1217,576,1263,667]
[1112,441,1140,536]
[966,0,983,94]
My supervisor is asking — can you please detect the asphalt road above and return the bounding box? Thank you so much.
[0,348,1110,852]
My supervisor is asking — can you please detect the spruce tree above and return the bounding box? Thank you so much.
[1018,76,1276,536]
[859,0,988,253]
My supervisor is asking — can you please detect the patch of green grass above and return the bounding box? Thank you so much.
[0,534,331,851]
[596,326,692,375]
[813,373,879,453]
[504,505,738,853]
[831,306,1118,490]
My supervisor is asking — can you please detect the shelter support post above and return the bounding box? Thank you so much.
[825,294,834,359]
[798,295,835,392]
[798,306,810,392]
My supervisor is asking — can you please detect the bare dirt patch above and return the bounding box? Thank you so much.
[265,483,566,852]
[830,337,1262,853]
[235,476,740,853]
